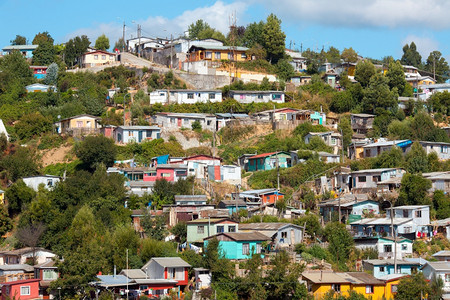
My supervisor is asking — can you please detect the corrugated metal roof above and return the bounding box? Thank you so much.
[150,257,191,268]
[205,232,271,242]
[0,264,34,272]
[239,223,293,231]
[120,269,147,279]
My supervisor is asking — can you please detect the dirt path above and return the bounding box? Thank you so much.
[41,145,73,167]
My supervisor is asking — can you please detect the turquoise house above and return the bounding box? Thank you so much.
[204,232,270,260]
[363,258,426,279]
[218,200,247,215]
[310,111,326,125]
[2,45,38,59]
[247,151,292,172]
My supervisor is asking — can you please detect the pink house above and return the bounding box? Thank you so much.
[143,164,188,182]
[1,279,40,300]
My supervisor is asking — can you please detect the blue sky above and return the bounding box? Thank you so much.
[1,0,449,62]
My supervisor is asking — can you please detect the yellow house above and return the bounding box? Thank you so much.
[380,274,407,300]
[54,114,102,136]
[80,50,116,68]
[187,45,249,62]
[406,76,437,88]
[302,271,386,299]
[0,190,4,205]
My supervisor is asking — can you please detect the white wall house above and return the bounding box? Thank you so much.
[350,168,405,192]
[377,237,413,260]
[387,205,430,236]
[113,126,161,144]
[152,113,216,131]
[421,262,450,298]
[149,90,222,105]
[229,90,285,104]
[22,175,61,191]
[419,141,450,161]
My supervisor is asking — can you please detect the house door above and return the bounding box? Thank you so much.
[117,133,122,143]
[138,131,143,143]
[177,118,182,127]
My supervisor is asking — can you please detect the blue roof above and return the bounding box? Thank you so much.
[96,275,132,286]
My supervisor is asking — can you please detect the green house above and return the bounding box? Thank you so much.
[247,151,292,172]
[186,218,238,243]
[204,232,270,260]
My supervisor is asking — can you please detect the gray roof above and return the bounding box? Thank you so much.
[96,275,132,287]
[204,231,271,242]
[351,113,375,118]
[239,222,299,231]
[129,181,156,187]
[390,205,430,210]
[351,168,402,174]
[145,257,191,268]
[189,45,248,51]
[432,250,450,257]
[363,259,424,266]
[422,261,450,271]
[119,269,147,279]
[156,112,215,118]
[3,45,38,51]
[175,195,207,201]
[219,200,247,207]
[0,264,34,272]
[118,126,160,130]
[229,90,284,94]
[133,278,178,284]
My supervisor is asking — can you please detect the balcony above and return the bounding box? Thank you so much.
[0,273,34,283]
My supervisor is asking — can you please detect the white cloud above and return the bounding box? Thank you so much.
[255,0,450,29]
[65,1,248,45]
[401,35,440,59]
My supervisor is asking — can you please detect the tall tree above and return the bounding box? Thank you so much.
[10,35,27,45]
[397,173,432,206]
[424,51,449,83]
[326,46,341,64]
[242,21,265,48]
[75,135,116,171]
[262,14,286,64]
[43,62,58,85]
[341,47,358,63]
[95,34,110,51]
[362,73,398,114]
[405,142,429,174]
[64,35,90,67]
[400,42,422,67]
[187,20,211,39]
[395,272,431,300]
[386,59,407,95]
[32,42,55,65]
[354,60,376,88]
[32,32,54,45]
[324,222,354,269]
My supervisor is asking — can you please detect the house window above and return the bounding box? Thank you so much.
[331,138,337,145]
[445,274,450,282]
[411,266,417,273]
[176,170,187,176]
[47,179,53,187]
[187,93,194,99]
[272,94,282,100]
[228,168,235,173]
[256,243,262,254]
[415,210,422,218]
[215,52,221,60]
[209,93,215,100]
[257,94,263,99]
[281,232,287,239]
[228,225,236,232]
[77,121,83,128]
[384,245,392,253]
[170,118,175,124]
[197,226,205,234]
[358,176,366,182]
[242,243,250,255]
[167,268,176,279]
[102,55,106,60]
[332,284,341,292]
[372,175,381,182]
[228,52,234,60]
[184,118,189,124]
[442,146,448,153]
[241,53,247,59]
[94,55,98,60]
[217,226,224,233]
[379,266,385,272]
[403,210,409,218]
[43,269,58,280]
[20,286,30,296]
[391,285,398,293]
[162,173,170,177]
[365,285,374,294]
[401,244,407,251]
[205,51,212,59]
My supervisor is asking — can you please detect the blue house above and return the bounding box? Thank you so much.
[218,200,247,215]
[363,258,427,279]
[204,232,270,260]
[247,151,292,172]
[114,126,161,144]
[2,45,38,59]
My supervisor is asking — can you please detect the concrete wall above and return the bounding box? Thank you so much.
[177,73,230,89]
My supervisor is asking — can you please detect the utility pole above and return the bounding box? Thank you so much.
[433,54,436,81]
[138,24,141,57]
[338,190,341,223]
[122,21,126,53]
[126,249,129,300]
[170,34,173,69]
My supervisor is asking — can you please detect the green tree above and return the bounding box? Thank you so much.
[386,59,407,95]
[331,90,354,113]
[0,147,40,182]
[293,213,322,238]
[191,120,202,131]
[114,38,126,51]
[362,73,398,114]
[372,146,404,169]
[43,62,58,85]
[242,21,265,48]
[433,190,450,220]
[187,20,211,39]
[95,34,110,51]
[397,173,432,206]
[141,213,167,241]
[354,60,376,88]
[325,46,341,64]
[262,14,286,63]
[204,238,234,282]
[32,42,56,65]
[5,180,36,215]
[341,47,358,63]
[338,117,353,151]
[275,59,295,81]
[400,42,422,68]
[15,112,53,141]
[324,222,354,269]
[395,272,430,300]
[0,205,13,236]
[170,222,187,243]
[75,135,117,171]
[110,224,141,270]
[428,91,450,116]
[425,51,449,83]
[64,35,90,67]
[32,32,54,45]
[405,142,428,173]
[10,35,27,45]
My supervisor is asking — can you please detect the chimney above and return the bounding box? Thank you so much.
[114,265,116,277]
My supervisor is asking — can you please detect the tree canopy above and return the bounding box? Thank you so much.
[95,34,110,51]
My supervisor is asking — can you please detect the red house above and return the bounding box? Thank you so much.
[1,279,40,300]
[29,66,47,79]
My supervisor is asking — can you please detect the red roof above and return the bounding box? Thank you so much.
[248,152,277,159]
[2,279,40,286]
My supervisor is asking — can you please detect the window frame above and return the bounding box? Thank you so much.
[365,285,374,294]
[197,225,205,234]
[242,243,250,255]
[20,286,30,296]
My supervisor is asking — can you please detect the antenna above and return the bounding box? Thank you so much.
[229,11,237,85]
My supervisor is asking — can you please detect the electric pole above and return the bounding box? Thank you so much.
[138,24,141,57]
[122,21,126,53]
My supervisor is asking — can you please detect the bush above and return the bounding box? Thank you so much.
[191,120,202,131]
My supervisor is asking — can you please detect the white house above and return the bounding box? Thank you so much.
[229,90,285,104]
[362,140,412,158]
[149,90,222,105]
[152,112,216,131]
[386,205,430,236]
[22,175,61,191]
[181,155,222,180]
[0,248,56,265]
[350,168,405,192]
[113,126,161,144]
[304,131,342,155]
[376,237,413,260]
[207,165,241,185]
[421,261,450,298]
[238,222,304,249]
[419,141,450,161]
[25,83,56,93]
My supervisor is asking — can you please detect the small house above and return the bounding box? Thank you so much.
[350,168,405,192]
[141,257,191,288]
[238,188,284,205]
[0,247,56,266]
[2,45,38,58]
[304,131,342,155]
[34,260,59,299]
[362,140,412,158]
[238,222,303,249]
[229,90,285,104]
[419,141,450,161]
[194,268,211,291]
[432,250,450,262]
[174,195,207,206]
[186,218,238,243]
[54,114,101,135]
[424,171,450,193]
[1,279,40,300]
[168,90,222,104]
[421,261,450,298]
[22,175,61,191]
[0,264,34,282]
[29,66,47,79]
[363,258,426,279]
[207,165,241,185]
[247,151,292,172]
[113,126,161,144]
[218,200,247,215]
[351,113,375,135]
[80,50,116,68]
[203,232,270,260]
[25,83,56,93]
[153,112,216,132]
[182,155,222,180]
[187,45,249,62]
